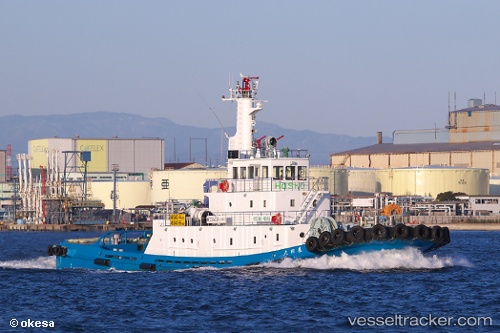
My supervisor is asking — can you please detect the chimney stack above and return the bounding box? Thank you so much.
[377,132,383,144]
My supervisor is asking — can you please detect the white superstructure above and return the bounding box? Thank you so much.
[145,75,332,258]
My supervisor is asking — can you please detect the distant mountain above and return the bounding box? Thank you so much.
[0,112,388,165]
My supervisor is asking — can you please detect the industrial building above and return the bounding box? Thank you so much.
[331,99,500,195]
[0,137,164,223]
[28,137,164,179]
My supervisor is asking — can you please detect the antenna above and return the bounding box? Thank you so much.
[454,92,456,111]
[448,92,450,113]
[484,92,486,105]
[191,84,230,139]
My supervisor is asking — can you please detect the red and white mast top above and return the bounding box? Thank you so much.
[222,74,263,158]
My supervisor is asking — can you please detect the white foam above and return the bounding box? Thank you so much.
[264,247,473,271]
[0,256,56,270]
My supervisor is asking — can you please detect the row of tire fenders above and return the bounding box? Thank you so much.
[305,223,450,253]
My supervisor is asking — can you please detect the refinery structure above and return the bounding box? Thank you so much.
[3,98,500,224]
[0,138,163,224]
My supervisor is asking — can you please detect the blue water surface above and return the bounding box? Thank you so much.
[0,230,498,332]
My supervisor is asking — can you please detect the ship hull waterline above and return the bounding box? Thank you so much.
[54,238,443,271]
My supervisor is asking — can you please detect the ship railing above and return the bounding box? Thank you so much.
[237,148,309,159]
[212,177,328,193]
[205,209,331,226]
[210,178,324,193]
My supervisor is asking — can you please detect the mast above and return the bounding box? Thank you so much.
[222,74,263,158]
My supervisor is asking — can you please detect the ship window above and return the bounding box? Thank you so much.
[254,166,259,178]
[298,166,306,180]
[240,167,246,179]
[248,166,254,179]
[285,166,295,180]
[254,236,257,244]
[182,238,185,243]
[263,200,267,208]
[273,166,284,180]
[290,199,295,207]
[230,238,233,245]
[262,166,269,178]
[250,200,253,208]
[191,239,193,243]
[213,239,216,243]
[173,237,176,242]
[233,167,238,179]
[276,234,280,241]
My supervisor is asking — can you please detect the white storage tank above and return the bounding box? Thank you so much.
[310,166,348,195]
[348,168,378,195]
[376,166,489,197]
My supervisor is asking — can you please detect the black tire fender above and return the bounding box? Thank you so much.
[331,229,345,245]
[346,226,365,243]
[372,224,388,240]
[364,228,373,242]
[394,223,410,240]
[318,231,332,249]
[414,224,431,240]
[305,237,319,253]
[441,227,451,244]
[431,225,444,242]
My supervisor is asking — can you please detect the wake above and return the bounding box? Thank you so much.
[0,256,56,270]
[265,247,473,271]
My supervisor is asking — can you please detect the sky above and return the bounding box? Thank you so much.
[1,0,500,138]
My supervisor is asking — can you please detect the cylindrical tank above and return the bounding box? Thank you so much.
[348,168,378,195]
[310,166,348,195]
[376,167,489,197]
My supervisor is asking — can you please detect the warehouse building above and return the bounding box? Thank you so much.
[28,137,164,179]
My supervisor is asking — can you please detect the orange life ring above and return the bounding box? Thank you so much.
[220,180,229,192]
[272,213,283,225]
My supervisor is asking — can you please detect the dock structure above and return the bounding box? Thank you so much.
[0,222,152,232]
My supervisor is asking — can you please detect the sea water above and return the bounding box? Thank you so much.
[0,230,498,332]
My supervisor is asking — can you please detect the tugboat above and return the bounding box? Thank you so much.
[49,74,450,271]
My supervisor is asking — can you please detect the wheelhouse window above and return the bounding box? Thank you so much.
[285,166,295,180]
[262,166,268,178]
[298,166,307,180]
[248,166,255,179]
[273,166,284,180]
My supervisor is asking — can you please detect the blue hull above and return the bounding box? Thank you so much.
[53,238,444,271]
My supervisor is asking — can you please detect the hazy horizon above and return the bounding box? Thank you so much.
[2,1,499,137]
